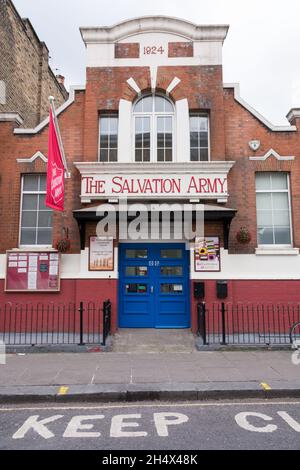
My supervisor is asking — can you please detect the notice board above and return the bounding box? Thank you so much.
[5,251,60,292]
[194,237,221,272]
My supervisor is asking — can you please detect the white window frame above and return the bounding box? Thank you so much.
[255,172,293,249]
[98,115,118,162]
[19,174,53,248]
[189,113,210,162]
[133,94,175,163]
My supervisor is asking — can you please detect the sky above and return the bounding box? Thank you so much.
[12,0,300,125]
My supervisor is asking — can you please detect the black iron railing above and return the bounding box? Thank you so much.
[102,299,112,347]
[0,300,112,346]
[197,302,300,346]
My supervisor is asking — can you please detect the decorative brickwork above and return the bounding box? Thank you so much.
[168,42,193,57]
[115,43,140,59]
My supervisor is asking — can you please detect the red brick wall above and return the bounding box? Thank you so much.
[224,87,300,253]
[0,90,86,254]
[1,66,300,258]
[0,0,67,128]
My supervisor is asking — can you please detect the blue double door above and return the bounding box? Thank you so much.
[119,243,190,328]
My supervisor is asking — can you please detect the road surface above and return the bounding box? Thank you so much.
[0,399,299,450]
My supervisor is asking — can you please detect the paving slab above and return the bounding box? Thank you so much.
[0,349,299,402]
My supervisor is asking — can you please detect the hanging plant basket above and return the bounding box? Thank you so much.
[55,227,71,253]
[55,238,71,253]
[236,227,252,244]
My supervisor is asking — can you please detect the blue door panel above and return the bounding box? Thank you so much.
[119,243,190,328]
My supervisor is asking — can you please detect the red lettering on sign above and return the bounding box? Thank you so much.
[112,176,123,193]
[82,176,106,194]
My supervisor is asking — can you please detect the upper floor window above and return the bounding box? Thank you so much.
[190,115,209,161]
[99,115,118,162]
[20,174,52,246]
[256,172,292,246]
[133,95,174,162]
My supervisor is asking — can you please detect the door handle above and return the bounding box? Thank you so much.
[150,286,154,294]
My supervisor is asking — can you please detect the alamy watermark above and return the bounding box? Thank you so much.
[291,341,300,366]
[0,341,6,365]
[95,198,205,246]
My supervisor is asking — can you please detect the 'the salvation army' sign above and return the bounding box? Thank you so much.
[80,174,228,200]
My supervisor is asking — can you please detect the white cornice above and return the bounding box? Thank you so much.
[0,113,23,125]
[224,83,297,132]
[17,151,48,164]
[249,148,295,161]
[286,108,300,123]
[14,85,85,135]
[74,161,236,174]
[80,16,229,43]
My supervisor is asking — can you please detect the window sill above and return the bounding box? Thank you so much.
[255,247,299,256]
[16,246,55,251]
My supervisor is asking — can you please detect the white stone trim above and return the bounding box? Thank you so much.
[80,17,229,43]
[74,161,235,174]
[286,108,300,123]
[150,66,158,91]
[255,248,299,256]
[126,77,141,95]
[0,113,23,125]
[224,83,297,132]
[1,249,300,280]
[14,85,86,135]
[175,99,190,162]
[117,99,132,163]
[249,148,295,161]
[166,77,181,95]
[16,151,48,164]
[190,248,300,280]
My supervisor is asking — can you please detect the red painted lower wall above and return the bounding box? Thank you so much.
[0,279,118,334]
[191,280,300,333]
[1,278,300,335]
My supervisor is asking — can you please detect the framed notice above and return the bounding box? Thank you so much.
[194,237,221,272]
[5,251,60,292]
[89,237,114,271]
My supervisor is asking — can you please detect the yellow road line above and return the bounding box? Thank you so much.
[261,382,272,391]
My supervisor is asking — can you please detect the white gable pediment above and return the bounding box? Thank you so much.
[249,148,295,161]
[17,151,48,164]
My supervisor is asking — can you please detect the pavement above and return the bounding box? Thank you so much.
[0,348,300,403]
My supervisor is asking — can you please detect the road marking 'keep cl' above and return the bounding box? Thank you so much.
[235,411,300,433]
[12,412,189,439]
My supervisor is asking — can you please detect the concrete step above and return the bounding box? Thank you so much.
[112,329,196,353]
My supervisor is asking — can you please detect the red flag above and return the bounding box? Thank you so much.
[46,109,65,211]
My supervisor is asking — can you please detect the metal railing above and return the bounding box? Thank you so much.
[102,299,112,347]
[0,300,112,346]
[197,302,300,346]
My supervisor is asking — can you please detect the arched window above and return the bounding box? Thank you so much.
[133,94,174,162]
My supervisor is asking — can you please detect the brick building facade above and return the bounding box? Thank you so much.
[1,16,300,333]
[0,0,68,128]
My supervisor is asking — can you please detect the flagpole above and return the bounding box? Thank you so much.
[49,96,71,178]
